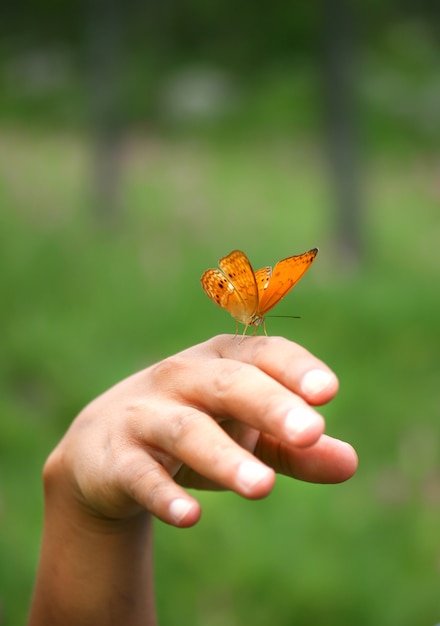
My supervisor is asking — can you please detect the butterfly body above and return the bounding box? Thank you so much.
[201,248,318,336]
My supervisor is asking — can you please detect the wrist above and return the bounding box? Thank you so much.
[29,449,157,626]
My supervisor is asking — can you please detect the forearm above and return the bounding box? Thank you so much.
[28,465,157,626]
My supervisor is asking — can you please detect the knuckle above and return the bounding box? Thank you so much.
[116,452,167,510]
[131,462,162,505]
[146,355,188,397]
[103,439,133,485]
[249,335,287,365]
[210,360,245,401]
[166,407,204,448]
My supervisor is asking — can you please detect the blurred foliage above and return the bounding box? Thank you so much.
[0,3,439,153]
[1,3,440,625]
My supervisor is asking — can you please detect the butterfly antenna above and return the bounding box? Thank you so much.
[266,315,301,319]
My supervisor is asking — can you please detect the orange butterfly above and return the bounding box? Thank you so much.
[200,248,318,337]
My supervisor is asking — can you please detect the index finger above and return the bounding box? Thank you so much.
[194,335,339,405]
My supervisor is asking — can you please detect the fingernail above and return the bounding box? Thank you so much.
[284,407,317,439]
[169,498,193,524]
[301,369,333,397]
[237,461,271,492]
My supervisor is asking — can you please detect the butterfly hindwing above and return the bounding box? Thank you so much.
[200,268,235,309]
[201,250,258,324]
[254,266,272,302]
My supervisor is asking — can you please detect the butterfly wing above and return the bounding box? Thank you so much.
[200,250,258,324]
[254,266,272,301]
[257,248,318,314]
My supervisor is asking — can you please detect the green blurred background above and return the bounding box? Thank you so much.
[1,2,440,624]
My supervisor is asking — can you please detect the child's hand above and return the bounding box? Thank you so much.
[47,335,357,528]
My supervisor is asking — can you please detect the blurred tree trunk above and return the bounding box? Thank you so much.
[321,0,363,267]
[87,0,126,225]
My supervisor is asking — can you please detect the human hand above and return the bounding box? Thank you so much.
[45,335,357,529]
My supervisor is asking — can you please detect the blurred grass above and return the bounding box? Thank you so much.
[1,127,439,625]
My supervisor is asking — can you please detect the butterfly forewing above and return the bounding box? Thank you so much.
[257,248,318,314]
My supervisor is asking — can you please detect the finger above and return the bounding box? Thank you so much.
[256,433,358,483]
[112,447,202,528]
[143,403,275,499]
[176,433,358,491]
[174,421,260,491]
[180,357,326,448]
[205,335,339,405]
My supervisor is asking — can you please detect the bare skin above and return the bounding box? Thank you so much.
[28,335,358,626]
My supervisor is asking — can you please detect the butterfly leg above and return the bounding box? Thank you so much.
[238,324,249,344]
